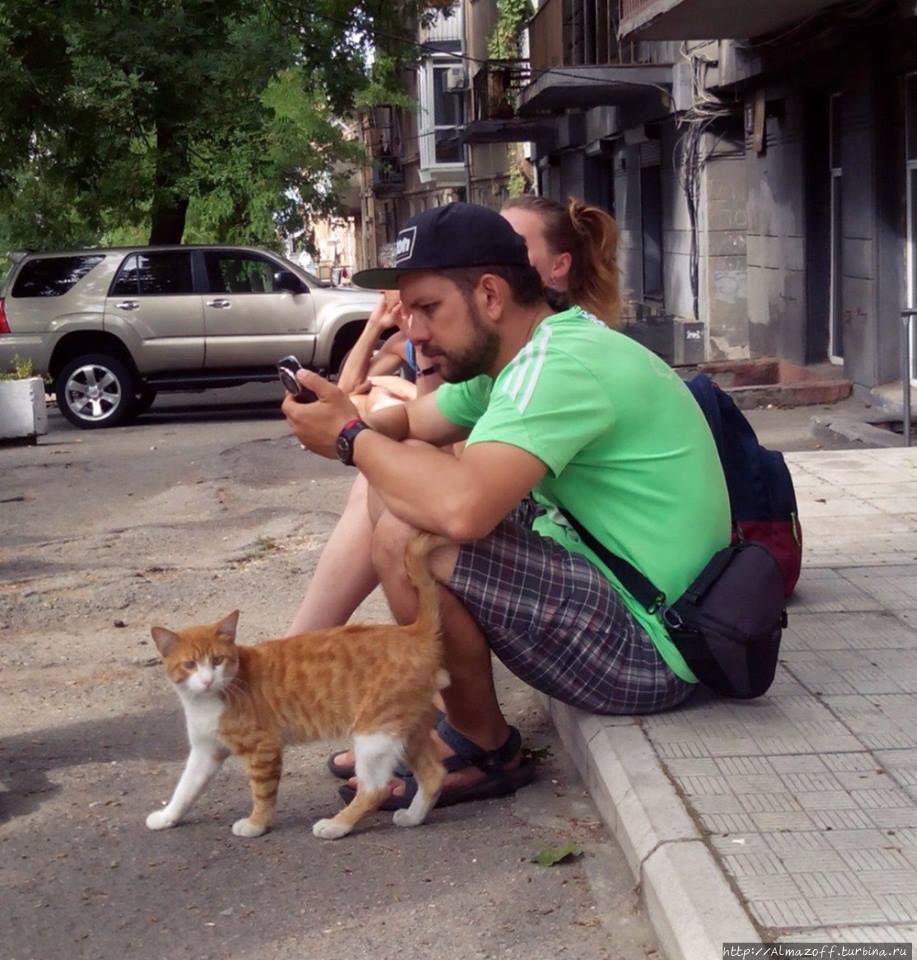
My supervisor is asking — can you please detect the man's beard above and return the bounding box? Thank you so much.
[434,300,500,383]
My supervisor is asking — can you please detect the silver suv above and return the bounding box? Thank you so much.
[0,246,379,428]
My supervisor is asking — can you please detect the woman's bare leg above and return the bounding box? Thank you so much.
[286,472,380,634]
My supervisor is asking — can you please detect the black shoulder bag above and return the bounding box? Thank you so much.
[559,508,787,699]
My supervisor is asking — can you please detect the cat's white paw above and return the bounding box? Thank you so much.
[393,808,426,828]
[146,809,177,831]
[312,817,352,840]
[231,818,268,838]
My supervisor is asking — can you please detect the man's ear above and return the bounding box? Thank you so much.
[478,273,506,320]
[216,610,240,644]
[151,627,180,657]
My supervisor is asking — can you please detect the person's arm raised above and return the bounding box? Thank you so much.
[335,296,402,395]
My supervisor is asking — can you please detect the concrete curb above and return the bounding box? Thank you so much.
[541,695,760,960]
[810,413,904,448]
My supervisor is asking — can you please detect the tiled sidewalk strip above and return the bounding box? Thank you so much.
[546,449,917,959]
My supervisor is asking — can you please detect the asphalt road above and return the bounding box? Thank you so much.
[0,385,657,960]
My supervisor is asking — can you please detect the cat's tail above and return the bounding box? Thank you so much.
[404,532,449,642]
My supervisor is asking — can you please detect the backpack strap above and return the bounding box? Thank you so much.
[557,506,666,613]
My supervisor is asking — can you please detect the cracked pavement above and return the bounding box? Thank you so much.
[1,385,657,960]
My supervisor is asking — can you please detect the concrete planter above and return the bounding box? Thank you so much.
[0,377,48,443]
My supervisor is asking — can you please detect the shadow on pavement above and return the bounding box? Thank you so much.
[0,707,179,826]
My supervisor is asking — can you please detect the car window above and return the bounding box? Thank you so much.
[204,252,277,294]
[110,252,193,296]
[11,255,105,298]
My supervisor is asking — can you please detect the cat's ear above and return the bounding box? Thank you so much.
[216,610,240,644]
[151,626,180,657]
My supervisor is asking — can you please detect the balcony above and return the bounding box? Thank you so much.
[520,0,670,118]
[371,155,404,194]
[362,106,405,196]
[530,0,641,71]
[619,0,840,40]
[463,59,555,145]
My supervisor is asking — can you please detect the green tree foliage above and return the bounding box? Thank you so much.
[0,0,423,252]
[487,0,532,60]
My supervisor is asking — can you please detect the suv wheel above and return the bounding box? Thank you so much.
[55,353,139,429]
[132,387,157,415]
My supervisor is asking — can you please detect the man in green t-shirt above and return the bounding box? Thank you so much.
[283,203,730,818]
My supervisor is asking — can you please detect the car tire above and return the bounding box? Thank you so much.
[132,388,157,415]
[55,353,139,429]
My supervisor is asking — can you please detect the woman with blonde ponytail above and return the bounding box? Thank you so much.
[501,195,621,328]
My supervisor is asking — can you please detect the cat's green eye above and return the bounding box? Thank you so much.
[212,655,224,666]
[182,660,196,670]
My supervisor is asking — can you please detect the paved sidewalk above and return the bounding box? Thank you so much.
[547,448,917,958]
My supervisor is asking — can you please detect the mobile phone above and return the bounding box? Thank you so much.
[277,355,318,403]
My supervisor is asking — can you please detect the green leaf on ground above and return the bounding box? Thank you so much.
[531,843,582,867]
[522,745,553,764]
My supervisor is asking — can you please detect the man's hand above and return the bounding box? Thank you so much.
[281,370,361,459]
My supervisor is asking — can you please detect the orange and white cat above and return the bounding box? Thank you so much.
[146,534,448,840]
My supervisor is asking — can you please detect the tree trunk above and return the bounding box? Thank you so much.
[148,120,189,245]
[149,195,189,245]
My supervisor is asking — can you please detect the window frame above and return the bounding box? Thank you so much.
[418,57,466,170]
[202,250,284,296]
[828,91,844,365]
[906,74,917,383]
[11,254,105,299]
[108,250,197,298]
[639,162,664,302]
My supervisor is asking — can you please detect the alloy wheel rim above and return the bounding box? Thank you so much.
[64,364,121,422]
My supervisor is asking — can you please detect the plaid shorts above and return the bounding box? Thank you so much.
[448,507,694,715]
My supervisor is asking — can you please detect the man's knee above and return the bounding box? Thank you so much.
[370,511,459,586]
[370,510,419,580]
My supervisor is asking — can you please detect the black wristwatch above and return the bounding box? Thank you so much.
[336,418,371,466]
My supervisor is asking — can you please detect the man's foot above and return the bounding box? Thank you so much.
[327,708,445,780]
[338,719,535,811]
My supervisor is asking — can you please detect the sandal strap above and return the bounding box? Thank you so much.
[435,718,522,776]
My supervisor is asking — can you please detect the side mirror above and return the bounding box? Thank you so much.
[274,270,307,294]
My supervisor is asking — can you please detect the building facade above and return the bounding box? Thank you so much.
[499,0,917,387]
[359,2,519,269]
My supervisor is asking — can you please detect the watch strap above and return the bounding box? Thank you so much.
[337,418,370,466]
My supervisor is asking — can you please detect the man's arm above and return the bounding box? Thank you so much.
[352,434,546,541]
[281,373,540,539]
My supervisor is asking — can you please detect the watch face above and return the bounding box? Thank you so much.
[336,434,351,463]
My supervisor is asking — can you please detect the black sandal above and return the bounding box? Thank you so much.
[336,717,535,811]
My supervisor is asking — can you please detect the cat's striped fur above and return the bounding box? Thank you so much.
[147,534,448,840]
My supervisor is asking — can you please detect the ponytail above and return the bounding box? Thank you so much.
[502,195,621,328]
[566,199,621,329]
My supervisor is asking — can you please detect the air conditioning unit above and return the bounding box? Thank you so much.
[444,66,467,93]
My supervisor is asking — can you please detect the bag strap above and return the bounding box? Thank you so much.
[557,506,666,613]
[679,547,734,604]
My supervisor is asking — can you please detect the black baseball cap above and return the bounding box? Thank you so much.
[352,202,531,290]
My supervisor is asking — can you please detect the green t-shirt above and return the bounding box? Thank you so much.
[435,306,731,683]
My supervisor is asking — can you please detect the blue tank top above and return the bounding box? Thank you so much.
[403,340,418,382]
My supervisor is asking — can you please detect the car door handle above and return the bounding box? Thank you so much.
[116,300,139,311]
[207,299,231,309]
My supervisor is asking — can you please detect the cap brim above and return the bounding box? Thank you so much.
[351,267,410,290]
